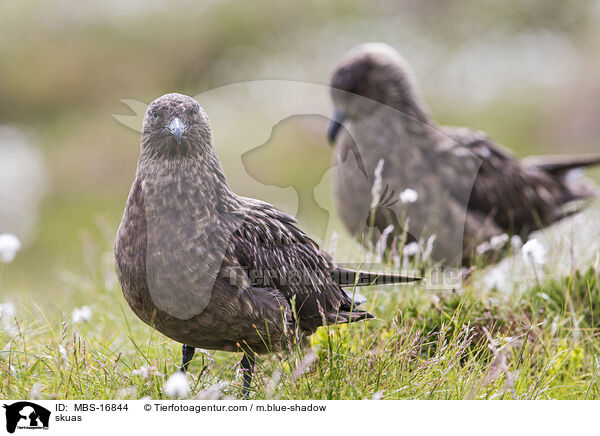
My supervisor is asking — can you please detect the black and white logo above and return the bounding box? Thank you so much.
[2,402,50,433]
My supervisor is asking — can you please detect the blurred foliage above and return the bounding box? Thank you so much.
[0,0,599,302]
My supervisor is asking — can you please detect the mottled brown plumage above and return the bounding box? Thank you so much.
[114,93,419,394]
[328,43,600,266]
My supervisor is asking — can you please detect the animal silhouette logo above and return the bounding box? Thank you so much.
[2,402,50,433]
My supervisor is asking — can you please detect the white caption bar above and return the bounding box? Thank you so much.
[0,400,594,435]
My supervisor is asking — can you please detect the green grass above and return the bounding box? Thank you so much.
[2,231,600,400]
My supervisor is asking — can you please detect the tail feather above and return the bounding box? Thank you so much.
[523,154,600,175]
[523,153,600,204]
[331,268,422,287]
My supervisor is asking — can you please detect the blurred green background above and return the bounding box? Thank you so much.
[1,0,600,306]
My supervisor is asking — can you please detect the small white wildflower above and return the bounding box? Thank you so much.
[490,234,509,250]
[132,365,161,378]
[370,159,385,209]
[372,391,384,400]
[399,188,418,204]
[522,239,547,266]
[164,372,190,398]
[403,242,420,257]
[477,234,509,256]
[0,302,16,320]
[476,241,491,255]
[484,267,508,290]
[0,234,21,263]
[58,345,68,361]
[511,235,523,251]
[0,302,18,336]
[71,305,92,323]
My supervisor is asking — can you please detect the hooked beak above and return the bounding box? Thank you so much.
[327,110,346,145]
[167,116,186,144]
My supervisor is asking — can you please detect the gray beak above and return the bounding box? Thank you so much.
[167,116,186,144]
[327,110,346,145]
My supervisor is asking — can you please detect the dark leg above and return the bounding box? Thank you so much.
[240,352,255,397]
[180,345,195,372]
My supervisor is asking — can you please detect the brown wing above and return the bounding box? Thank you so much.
[228,200,373,333]
[444,127,570,235]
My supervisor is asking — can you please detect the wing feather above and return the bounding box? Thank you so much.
[444,127,570,234]
[229,201,372,333]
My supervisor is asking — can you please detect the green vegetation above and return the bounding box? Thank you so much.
[2,231,599,400]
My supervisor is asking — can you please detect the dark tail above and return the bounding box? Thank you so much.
[524,153,600,205]
[523,154,600,175]
[331,267,422,287]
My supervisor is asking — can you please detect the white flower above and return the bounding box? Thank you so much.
[163,372,190,398]
[510,235,523,251]
[71,306,92,323]
[58,345,68,361]
[133,365,161,378]
[484,267,508,290]
[370,159,385,209]
[403,242,420,257]
[476,241,491,255]
[522,239,547,266]
[490,234,509,250]
[477,234,509,256]
[0,302,16,320]
[0,302,18,336]
[0,234,21,263]
[399,188,419,204]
